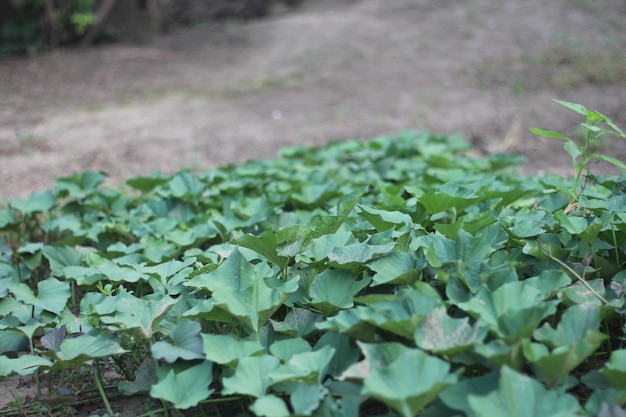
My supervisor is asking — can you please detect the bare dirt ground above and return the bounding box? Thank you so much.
[0,0,625,415]
[1,0,626,202]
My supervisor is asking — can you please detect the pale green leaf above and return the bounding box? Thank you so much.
[250,395,290,417]
[362,348,457,417]
[222,355,281,397]
[467,366,582,417]
[0,354,53,377]
[414,307,488,356]
[150,361,214,409]
[151,320,204,362]
[201,333,264,366]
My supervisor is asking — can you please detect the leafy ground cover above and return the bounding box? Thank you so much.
[1,110,625,416]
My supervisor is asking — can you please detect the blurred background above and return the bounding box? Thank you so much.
[1,0,625,198]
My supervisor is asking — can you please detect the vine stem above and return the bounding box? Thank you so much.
[539,243,608,305]
[92,361,115,417]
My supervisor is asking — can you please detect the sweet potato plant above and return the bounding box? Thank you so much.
[0,105,625,416]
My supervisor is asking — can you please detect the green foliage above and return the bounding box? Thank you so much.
[530,100,626,206]
[1,0,97,55]
[0,128,625,415]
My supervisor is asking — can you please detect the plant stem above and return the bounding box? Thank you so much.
[540,244,608,305]
[92,362,115,417]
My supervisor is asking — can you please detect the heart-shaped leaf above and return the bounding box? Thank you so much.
[150,361,214,409]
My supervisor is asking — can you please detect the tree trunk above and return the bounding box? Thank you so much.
[80,0,121,48]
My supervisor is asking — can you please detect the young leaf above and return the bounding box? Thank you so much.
[528,127,569,140]
[553,99,588,116]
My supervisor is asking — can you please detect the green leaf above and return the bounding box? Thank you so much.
[553,99,588,116]
[212,276,299,332]
[420,183,479,214]
[50,332,126,369]
[309,269,370,314]
[599,350,626,390]
[316,308,377,342]
[11,190,55,216]
[126,174,168,192]
[166,171,204,200]
[534,303,601,347]
[0,208,17,228]
[201,333,264,366]
[311,189,365,237]
[235,233,289,268]
[362,348,457,417]
[185,247,273,291]
[270,307,323,338]
[509,211,553,238]
[150,361,214,409]
[467,366,582,417]
[56,170,105,197]
[473,340,525,371]
[269,338,312,361]
[564,140,581,162]
[222,355,281,397]
[357,205,413,232]
[42,246,81,277]
[269,345,336,385]
[11,278,71,315]
[369,251,423,286]
[554,210,589,235]
[327,240,396,268]
[118,358,157,395]
[0,354,53,377]
[529,127,570,140]
[92,291,175,338]
[96,260,150,284]
[414,307,488,356]
[589,153,626,170]
[439,372,500,417]
[250,395,290,417]
[340,342,414,381]
[457,281,558,342]
[290,384,328,416]
[522,333,606,386]
[314,332,359,379]
[151,320,204,362]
